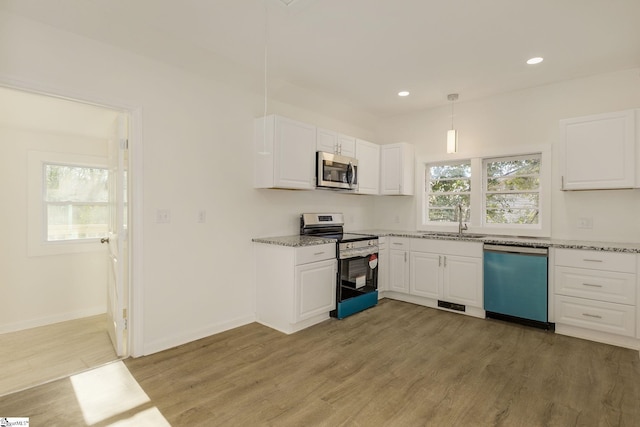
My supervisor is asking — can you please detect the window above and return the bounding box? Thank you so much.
[44,163,109,241]
[484,154,541,225]
[426,162,471,222]
[418,148,550,236]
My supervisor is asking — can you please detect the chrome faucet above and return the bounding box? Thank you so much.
[457,204,468,237]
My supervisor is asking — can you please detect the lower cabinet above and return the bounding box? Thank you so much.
[255,242,337,334]
[377,236,389,295]
[388,237,484,318]
[296,259,337,321]
[553,248,638,349]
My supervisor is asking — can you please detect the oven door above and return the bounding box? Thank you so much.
[317,151,358,190]
[338,251,378,302]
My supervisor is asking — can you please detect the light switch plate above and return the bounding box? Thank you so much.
[156,209,171,223]
[577,217,593,229]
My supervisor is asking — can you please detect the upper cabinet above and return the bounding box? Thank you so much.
[317,128,356,157]
[380,142,415,195]
[254,115,316,190]
[560,109,638,190]
[355,138,380,195]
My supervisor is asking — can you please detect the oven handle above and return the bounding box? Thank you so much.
[339,247,378,259]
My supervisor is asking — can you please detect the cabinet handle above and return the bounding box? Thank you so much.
[438,255,442,267]
[561,175,564,190]
[392,242,403,246]
[582,313,603,319]
[443,256,447,267]
[582,283,603,288]
[404,252,407,262]
[582,259,603,263]
[314,251,325,256]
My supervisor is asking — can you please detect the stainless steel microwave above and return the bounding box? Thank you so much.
[316,151,358,190]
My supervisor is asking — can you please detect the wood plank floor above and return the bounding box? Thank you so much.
[0,314,118,396]
[1,299,639,426]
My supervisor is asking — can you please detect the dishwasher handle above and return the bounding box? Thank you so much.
[483,244,548,256]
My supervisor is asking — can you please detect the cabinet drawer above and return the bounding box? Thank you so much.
[555,266,636,305]
[555,249,636,273]
[296,243,335,265]
[554,295,635,337]
[389,237,410,250]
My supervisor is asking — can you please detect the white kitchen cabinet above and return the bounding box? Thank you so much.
[553,248,638,349]
[410,239,483,309]
[355,138,380,195]
[255,242,337,334]
[560,109,638,190]
[296,258,337,321]
[389,238,410,293]
[316,128,356,157]
[254,115,316,190]
[387,237,483,317]
[409,252,439,298]
[380,142,415,195]
[377,236,389,295]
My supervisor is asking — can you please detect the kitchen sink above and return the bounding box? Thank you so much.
[421,232,487,239]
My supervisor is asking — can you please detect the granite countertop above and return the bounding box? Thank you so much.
[252,235,336,247]
[254,230,640,253]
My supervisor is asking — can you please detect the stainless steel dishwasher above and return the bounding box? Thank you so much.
[483,244,552,329]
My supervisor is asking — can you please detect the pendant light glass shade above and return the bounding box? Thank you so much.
[447,93,459,154]
[447,129,457,153]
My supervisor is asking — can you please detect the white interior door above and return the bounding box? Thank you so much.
[105,113,128,357]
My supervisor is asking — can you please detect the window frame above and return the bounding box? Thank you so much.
[43,162,110,243]
[423,160,472,225]
[416,146,551,237]
[28,151,109,256]
[482,153,542,230]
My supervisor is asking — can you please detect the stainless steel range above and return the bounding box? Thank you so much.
[300,213,379,319]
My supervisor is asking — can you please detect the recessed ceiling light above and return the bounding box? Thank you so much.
[526,57,544,65]
[398,91,410,97]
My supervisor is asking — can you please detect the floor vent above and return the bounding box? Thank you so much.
[438,300,465,312]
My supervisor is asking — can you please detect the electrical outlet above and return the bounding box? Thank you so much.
[156,209,171,224]
[198,210,207,223]
[577,217,593,229]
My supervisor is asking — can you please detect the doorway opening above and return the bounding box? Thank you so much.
[0,86,133,396]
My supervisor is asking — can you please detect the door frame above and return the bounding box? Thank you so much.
[1,77,145,357]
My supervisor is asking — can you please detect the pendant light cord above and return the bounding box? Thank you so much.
[260,0,269,155]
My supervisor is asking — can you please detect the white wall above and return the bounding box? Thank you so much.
[0,11,379,354]
[374,68,640,243]
[0,127,108,333]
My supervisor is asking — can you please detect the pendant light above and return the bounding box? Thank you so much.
[447,93,459,154]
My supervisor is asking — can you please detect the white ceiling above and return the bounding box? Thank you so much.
[2,0,639,118]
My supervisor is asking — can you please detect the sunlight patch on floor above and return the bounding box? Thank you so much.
[70,361,170,426]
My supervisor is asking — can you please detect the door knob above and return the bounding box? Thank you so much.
[100,237,110,244]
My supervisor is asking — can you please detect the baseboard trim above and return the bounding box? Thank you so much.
[142,314,256,356]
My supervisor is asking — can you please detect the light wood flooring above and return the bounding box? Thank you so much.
[1,299,639,426]
[0,314,118,396]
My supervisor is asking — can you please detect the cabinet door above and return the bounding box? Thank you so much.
[295,259,336,322]
[389,250,409,293]
[560,110,636,190]
[377,245,388,292]
[410,252,440,299]
[355,139,380,195]
[338,134,356,157]
[274,117,316,189]
[442,255,482,307]
[380,144,401,194]
[380,143,414,195]
[317,127,338,153]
